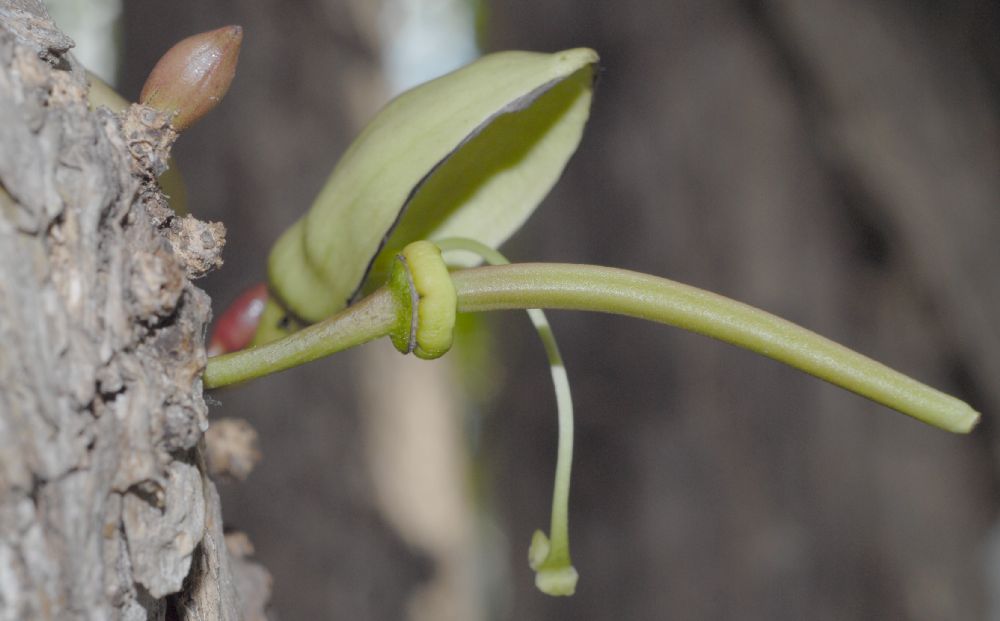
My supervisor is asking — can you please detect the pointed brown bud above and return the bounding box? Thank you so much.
[140,25,243,132]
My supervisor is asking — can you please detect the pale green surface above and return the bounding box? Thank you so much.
[267,48,598,324]
[367,62,594,283]
[451,264,980,433]
[85,70,129,113]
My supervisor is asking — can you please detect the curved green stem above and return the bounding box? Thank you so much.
[450,263,979,433]
[437,238,577,595]
[203,288,399,388]
[205,261,979,435]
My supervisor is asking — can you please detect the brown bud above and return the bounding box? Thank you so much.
[140,25,243,132]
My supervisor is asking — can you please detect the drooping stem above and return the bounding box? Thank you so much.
[437,238,577,594]
[450,263,980,433]
[203,287,399,388]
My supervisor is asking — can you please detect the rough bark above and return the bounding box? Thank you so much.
[0,3,263,619]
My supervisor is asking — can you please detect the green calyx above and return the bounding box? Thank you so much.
[387,241,457,359]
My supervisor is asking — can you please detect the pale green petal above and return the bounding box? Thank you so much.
[266,48,598,325]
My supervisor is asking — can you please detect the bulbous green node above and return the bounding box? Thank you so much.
[387,241,457,359]
[528,530,579,596]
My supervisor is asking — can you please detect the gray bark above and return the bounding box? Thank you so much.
[0,3,259,619]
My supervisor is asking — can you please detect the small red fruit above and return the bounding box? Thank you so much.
[208,282,268,356]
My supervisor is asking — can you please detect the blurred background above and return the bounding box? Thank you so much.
[51,0,1000,618]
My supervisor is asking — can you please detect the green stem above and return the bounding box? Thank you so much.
[205,261,980,435]
[203,288,398,388]
[437,239,577,594]
[526,309,574,571]
[450,263,980,433]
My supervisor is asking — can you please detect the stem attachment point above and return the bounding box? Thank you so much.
[388,241,457,359]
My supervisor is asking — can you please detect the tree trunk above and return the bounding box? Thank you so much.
[0,3,259,619]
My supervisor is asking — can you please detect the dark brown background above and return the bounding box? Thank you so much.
[120,1,1000,619]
